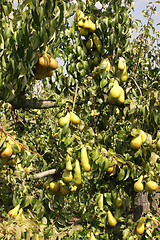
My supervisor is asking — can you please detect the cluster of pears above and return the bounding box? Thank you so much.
[130,129,152,150]
[35,53,58,80]
[0,135,22,166]
[58,111,80,127]
[134,175,158,193]
[117,57,128,82]
[74,8,102,53]
[108,80,125,104]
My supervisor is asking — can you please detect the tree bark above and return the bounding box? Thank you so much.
[134,191,150,221]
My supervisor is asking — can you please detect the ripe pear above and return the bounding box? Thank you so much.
[108,210,117,227]
[50,181,60,193]
[83,18,96,32]
[120,65,128,82]
[145,180,158,193]
[66,154,72,171]
[109,80,121,99]
[118,57,126,70]
[100,58,111,71]
[0,144,13,159]
[140,130,147,143]
[134,175,144,192]
[62,169,73,183]
[117,86,125,104]
[70,112,80,125]
[136,218,145,235]
[74,160,82,185]
[98,193,103,210]
[81,147,91,172]
[90,232,97,240]
[157,139,160,151]
[130,134,143,150]
[8,204,20,218]
[58,112,70,127]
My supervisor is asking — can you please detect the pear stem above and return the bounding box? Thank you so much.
[72,85,79,112]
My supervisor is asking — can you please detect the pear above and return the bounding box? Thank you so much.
[115,196,122,208]
[76,9,85,21]
[157,139,160,151]
[99,58,111,71]
[62,169,73,183]
[50,181,60,193]
[66,154,72,171]
[134,175,144,192]
[145,181,158,193]
[140,130,147,143]
[98,193,103,210]
[70,112,80,125]
[78,19,84,27]
[130,134,143,150]
[136,217,145,235]
[118,57,126,70]
[58,112,70,127]
[79,28,88,36]
[120,65,128,82]
[90,232,97,240]
[108,210,117,227]
[81,147,91,172]
[59,181,69,196]
[0,144,13,159]
[109,80,121,99]
[92,33,102,53]
[86,38,94,50]
[8,204,20,218]
[74,160,82,185]
[84,18,96,32]
[117,86,125,104]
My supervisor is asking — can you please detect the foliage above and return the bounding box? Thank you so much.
[0,0,160,239]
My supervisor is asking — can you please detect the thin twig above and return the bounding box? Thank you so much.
[72,85,79,112]
[130,76,143,97]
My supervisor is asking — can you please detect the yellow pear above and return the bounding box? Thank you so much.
[134,175,144,192]
[109,80,121,99]
[118,57,126,70]
[84,18,96,32]
[66,154,72,171]
[78,19,84,27]
[98,193,103,210]
[157,139,160,150]
[70,112,80,125]
[120,65,128,82]
[136,217,145,235]
[130,134,143,150]
[117,86,125,104]
[90,232,97,240]
[76,9,85,21]
[58,112,70,127]
[8,204,20,218]
[145,181,158,193]
[62,169,73,183]
[0,144,13,159]
[74,160,82,185]
[49,181,60,193]
[81,147,91,172]
[108,210,117,227]
[100,58,111,71]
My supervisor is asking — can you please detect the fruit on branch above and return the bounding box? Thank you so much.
[115,196,122,208]
[48,57,58,71]
[74,9,85,22]
[50,181,60,193]
[0,144,13,159]
[62,169,73,183]
[90,232,97,240]
[83,18,96,32]
[118,57,126,70]
[79,27,89,36]
[140,130,147,143]
[8,136,22,153]
[136,217,145,235]
[59,181,69,196]
[145,181,158,193]
[130,134,143,150]
[109,80,121,99]
[78,19,85,27]
[120,64,128,82]
[74,160,82,185]
[98,193,103,210]
[38,54,49,68]
[92,33,102,53]
[8,204,20,218]
[107,165,114,173]
[58,112,70,127]
[134,175,144,192]
[108,210,117,227]
[86,38,94,50]
[80,147,91,172]
[66,154,72,171]
[70,112,80,125]
[99,58,111,72]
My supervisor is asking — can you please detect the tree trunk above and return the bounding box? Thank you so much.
[134,191,150,221]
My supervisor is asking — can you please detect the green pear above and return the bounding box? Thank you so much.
[117,86,125,104]
[145,181,158,193]
[109,80,121,99]
[140,130,147,143]
[66,154,72,171]
[62,169,73,183]
[98,193,103,210]
[99,58,111,71]
[74,160,82,185]
[134,175,144,192]
[120,65,128,82]
[108,210,117,227]
[130,134,143,150]
[81,147,91,172]
[86,38,94,50]
[58,112,70,127]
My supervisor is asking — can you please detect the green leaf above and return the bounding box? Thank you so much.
[116,168,125,181]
